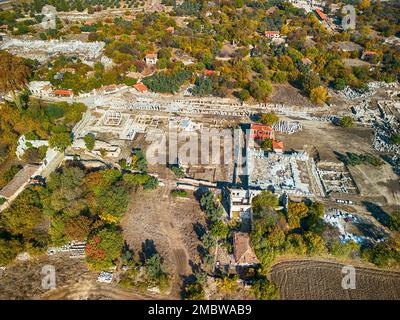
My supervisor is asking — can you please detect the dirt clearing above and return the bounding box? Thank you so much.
[121,184,206,297]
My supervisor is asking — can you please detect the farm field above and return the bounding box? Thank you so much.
[270,259,400,300]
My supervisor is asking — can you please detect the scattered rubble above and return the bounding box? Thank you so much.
[0,38,105,62]
[324,209,388,245]
[97,271,113,283]
[273,120,302,134]
[47,241,87,259]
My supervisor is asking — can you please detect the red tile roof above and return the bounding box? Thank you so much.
[250,123,274,140]
[364,50,377,56]
[204,69,217,76]
[315,8,327,20]
[265,31,280,37]
[233,232,259,265]
[98,84,125,92]
[272,139,284,151]
[52,89,73,96]
[133,82,148,93]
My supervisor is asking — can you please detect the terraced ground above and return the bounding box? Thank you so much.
[270,259,400,300]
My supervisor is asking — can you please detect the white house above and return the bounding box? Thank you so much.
[145,53,158,65]
[27,81,53,97]
[228,188,262,220]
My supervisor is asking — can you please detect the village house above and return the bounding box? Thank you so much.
[27,81,52,97]
[250,123,275,140]
[232,232,260,266]
[362,50,378,61]
[133,82,148,94]
[314,8,327,21]
[228,188,262,220]
[272,139,284,153]
[145,53,158,65]
[203,69,218,77]
[264,31,280,39]
[0,164,41,204]
[52,89,73,97]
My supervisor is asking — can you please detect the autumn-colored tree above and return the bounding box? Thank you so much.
[260,112,279,126]
[359,0,371,10]
[0,51,32,106]
[64,216,93,241]
[310,86,328,105]
[287,201,309,229]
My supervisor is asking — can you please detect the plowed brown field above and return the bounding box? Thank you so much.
[270,259,400,300]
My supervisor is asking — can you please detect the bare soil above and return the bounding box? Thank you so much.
[120,184,206,298]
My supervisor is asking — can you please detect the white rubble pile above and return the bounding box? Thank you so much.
[97,271,113,283]
[273,120,302,134]
[0,39,105,61]
[47,241,87,258]
[324,209,386,245]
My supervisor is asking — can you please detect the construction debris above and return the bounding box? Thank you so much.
[0,38,105,62]
[248,149,313,196]
[324,209,388,245]
[47,241,87,259]
[97,271,113,283]
[273,120,302,134]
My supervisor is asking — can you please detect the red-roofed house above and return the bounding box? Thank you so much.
[265,31,280,39]
[133,82,148,93]
[362,50,378,60]
[52,89,73,97]
[250,123,274,140]
[315,8,327,21]
[272,139,284,153]
[204,69,217,77]
[232,232,260,266]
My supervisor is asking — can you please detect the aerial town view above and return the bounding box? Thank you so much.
[0,0,399,307]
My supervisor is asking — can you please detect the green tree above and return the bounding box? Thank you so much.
[251,278,279,300]
[249,79,272,102]
[252,191,279,213]
[389,210,400,232]
[210,220,229,239]
[389,134,400,145]
[86,228,124,270]
[261,138,273,150]
[260,112,279,125]
[0,238,22,265]
[49,132,72,151]
[145,253,168,286]
[84,133,95,151]
[339,116,354,128]
[184,282,205,300]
